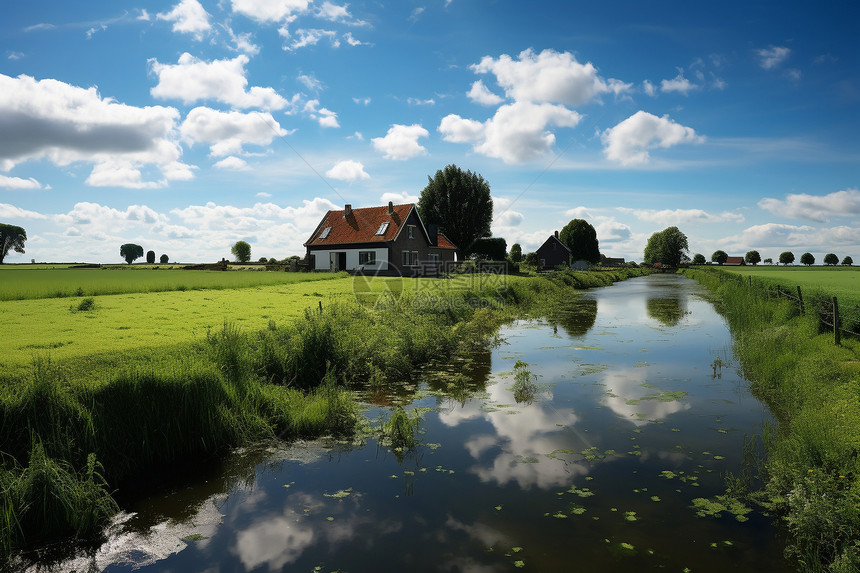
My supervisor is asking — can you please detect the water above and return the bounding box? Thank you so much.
[23,274,790,572]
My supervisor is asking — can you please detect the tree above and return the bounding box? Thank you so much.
[692,253,706,265]
[559,219,600,264]
[231,240,251,263]
[120,243,144,264]
[523,252,538,267]
[160,254,169,264]
[643,227,689,267]
[711,250,728,265]
[824,253,839,266]
[800,252,815,266]
[763,258,773,264]
[779,251,795,265]
[417,164,492,258]
[509,243,523,263]
[745,250,761,266]
[0,224,27,264]
[146,250,156,264]
[471,237,507,261]
[842,256,853,266]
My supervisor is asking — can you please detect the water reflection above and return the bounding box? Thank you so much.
[548,298,598,337]
[646,296,688,327]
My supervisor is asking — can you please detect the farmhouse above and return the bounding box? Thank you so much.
[304,202,457,275]
[536,231,571,271]
[724,256,745,266]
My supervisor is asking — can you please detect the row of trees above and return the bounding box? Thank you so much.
[120,244,169,265]
[693,249,853,266]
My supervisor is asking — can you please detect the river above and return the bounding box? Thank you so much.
[21,274,790,572]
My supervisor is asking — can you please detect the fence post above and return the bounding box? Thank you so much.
[797,285,804,314]
[834,297,841,346]
[776,284,781,298]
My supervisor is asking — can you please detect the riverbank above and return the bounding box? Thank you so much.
[0,268,648,561]
[683,268,860,572]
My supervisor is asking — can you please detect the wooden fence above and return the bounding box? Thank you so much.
[698,269,860,346]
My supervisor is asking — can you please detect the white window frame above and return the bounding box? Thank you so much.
[359,251,376,265]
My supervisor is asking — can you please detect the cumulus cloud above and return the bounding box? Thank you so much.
[467,80,504,106]
[0,73,188,188]
[303,99,339,127]
[722,222,818,250]
[617,207,744,225]
[757,46,791,69]
[660,70,697,95]
[180,107,287,156]
[284,28,339,50]
[471,48,631,106]
[213,156,249,170]
[149,53,288,110]
[601,111,704,166]
[380,191,419,205]
[440,102,581,164]
[371,124,429,160]
[757,188,860,222]
[0,174,41,189]
[230,0,311,23]
[0,203,48,219]
[325,160,369,181]
[157,0,211,40]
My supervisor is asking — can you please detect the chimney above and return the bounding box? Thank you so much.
[344,204,352,216]
[387,201,394,216]
[554,230,559,239]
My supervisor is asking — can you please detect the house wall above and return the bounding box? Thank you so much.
[536,238,570,270]
[308,247,389,271]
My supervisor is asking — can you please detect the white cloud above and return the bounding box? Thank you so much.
[757,46,791,70]
[0,203,48,219]
[149,53,288,110]
[0,174,41,189]
[467,80,504,106]
[722,222,817,250]
[595,219,632,243]
[617,207,744,225]
[380,191,419,205]
[316,2,367,25]
[642,80,657,97]
[157,0,211,40]
[180,107,287,156]
[352,97,370,106]
[757,188,860,222]
[440,102,581,164]
[227,28,260,55]
[407,97,435,106]
[214,156,249,170]
[230,0,311,23]
[471,48,631,106]
[601,111,704,166]
[660,71,697,95]
[297,74,322,92]
[0,73,188,188]
[256,191,271,198]
[285,28,338,50]
[371,124,429,160]
[408,7,425,22]
[326,160,369,181]
[342,32,367,46]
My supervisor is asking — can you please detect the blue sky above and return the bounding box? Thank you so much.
[1,0,858,263]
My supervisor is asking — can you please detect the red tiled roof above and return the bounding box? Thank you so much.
[436,232,457,250]
[725,256,744,265]
[304,203,414,247]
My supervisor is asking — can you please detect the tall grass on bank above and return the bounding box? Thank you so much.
[683,269,860,572]
[0,269,647,560]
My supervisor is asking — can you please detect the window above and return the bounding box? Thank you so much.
[428,253,439,263]
[402,251,418,266]
[318,227,331,239]
[359,251,376,265]
[412,251,419,266]
[375,222,390,236]
[408,225,415,239]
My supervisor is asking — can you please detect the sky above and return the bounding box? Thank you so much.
[1,0,858,264]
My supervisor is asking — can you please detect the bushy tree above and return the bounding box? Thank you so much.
[779,251,795,265]
[763,257,773,264]
[800,252,815,266]
[146,250,156,264]
[231,240,251,263]
[745,250,761,265]
[842,256,853,266]
[470,237,507,261]
[522,252,538,267]
[258,257,268,263]
[644,227,689,267]
[418,164,492,258]
[160,254,169,264]
[509,243,523,263]
[692,253,706,265]
[559,219,600,264]
[824,253,839,266]
[120,243,144,264]
[0,224,27,264]
[711,250,728,265]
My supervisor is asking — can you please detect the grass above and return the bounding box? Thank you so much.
[715,265,860,307]
[683,268,860,572]
[0,268,649,560]
[0,266,347,301]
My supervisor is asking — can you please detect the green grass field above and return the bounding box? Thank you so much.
[0,266,347,301]
[716,265,860,306]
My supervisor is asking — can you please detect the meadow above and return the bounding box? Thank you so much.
[716,265,860,306]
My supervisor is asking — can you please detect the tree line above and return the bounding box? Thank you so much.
[694,249,852,266]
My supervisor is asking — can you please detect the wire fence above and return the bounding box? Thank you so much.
[695,268,860,345]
